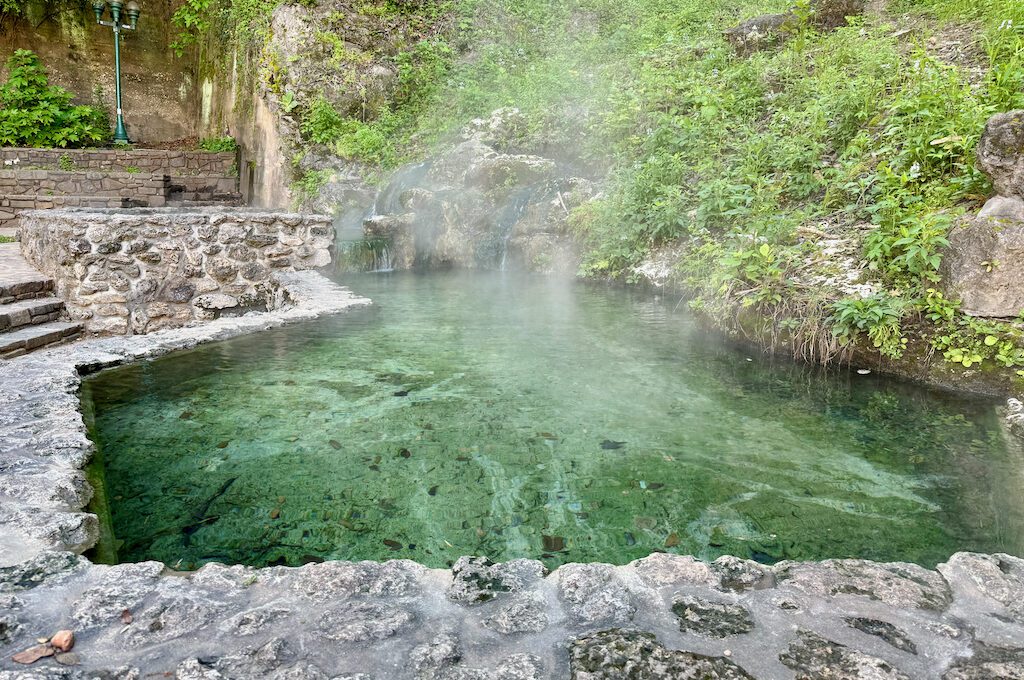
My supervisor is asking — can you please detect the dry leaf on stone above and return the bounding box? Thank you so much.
[12,644,54,664]
[121,609,133,624]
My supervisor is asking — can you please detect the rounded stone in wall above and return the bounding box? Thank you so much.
[194,294,239,310]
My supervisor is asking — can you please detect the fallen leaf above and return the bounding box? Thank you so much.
[121,609,133,624]
[383,539,402,550]
[542,535,565,552]
[216,440,230,449]
[12,645,54,664]
[50,630,74,652]
[665,532,680,548]
[600,439,626,450]
[398,448,411,458]
[179,411,194,420]
[269,508,280,519]
[328,440,342,450]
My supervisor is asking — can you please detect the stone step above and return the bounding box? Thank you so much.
[0,296,64,332]
[0,320,83,359]
[0,242,54,303]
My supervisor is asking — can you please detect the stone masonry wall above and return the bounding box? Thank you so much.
[0,148,236,176]
[0,170,170,230]
[19,208,334,335]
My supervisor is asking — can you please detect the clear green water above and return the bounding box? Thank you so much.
[83,271,1024,570]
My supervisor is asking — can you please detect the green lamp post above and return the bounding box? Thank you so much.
[92,0,141,144]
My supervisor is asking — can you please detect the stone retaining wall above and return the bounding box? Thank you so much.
[0,148,236,176]
[19,208,334,335]
[0,169,169,201]
[0,170,172,230]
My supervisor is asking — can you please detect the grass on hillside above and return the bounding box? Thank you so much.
[198,0,1024,378]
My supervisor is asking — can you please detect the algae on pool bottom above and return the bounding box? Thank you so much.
[82,271,1024,570]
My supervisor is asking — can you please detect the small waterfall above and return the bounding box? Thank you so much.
[493,187,535,271]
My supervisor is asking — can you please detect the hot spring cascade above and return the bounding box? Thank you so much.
[81,270,1024,571]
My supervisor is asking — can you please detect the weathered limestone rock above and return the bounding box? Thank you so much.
[846,617,918,654]
[725,14,791,56]
[484,592,550,634]
[938,552,1024,623]
[317,601,415,642]
[448,556,545,604]
[773,558,952,610]
[568,629,754,679]
[977,110,1024,198]
[943,208,1024,317]
[942,643,1024,679]
[725,0,866,55]
[672,595,755,638]
[558,563,636,625]
[345,109,590,274]
[780,630,911,680]
[811,0,868,29]
[943,111,1024,316]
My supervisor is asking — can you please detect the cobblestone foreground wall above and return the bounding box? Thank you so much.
[0,278,1022,679]
[19,208,334,335]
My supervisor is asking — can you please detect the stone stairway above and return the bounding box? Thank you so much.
[0,242,82,358]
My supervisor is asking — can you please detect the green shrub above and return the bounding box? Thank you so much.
[199,136,239,152]
[0,50,109,148]
[290,168,331,207]
[832,294,909,359]
[301,97,347,145]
